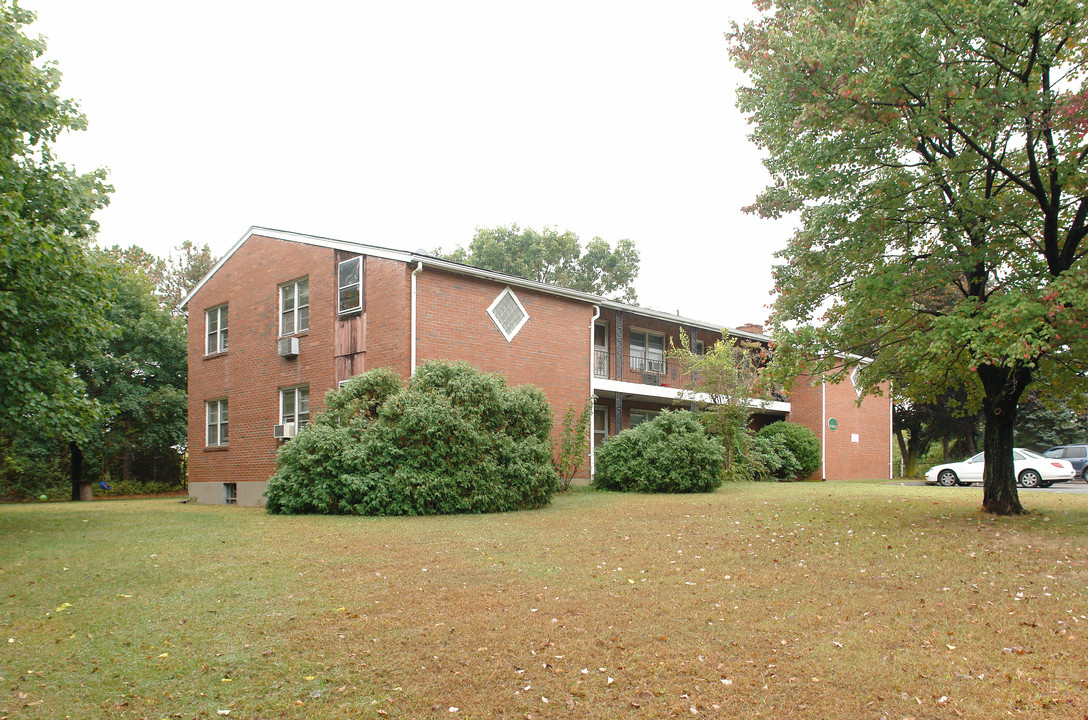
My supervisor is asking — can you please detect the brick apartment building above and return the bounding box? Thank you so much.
[182,227,892,506]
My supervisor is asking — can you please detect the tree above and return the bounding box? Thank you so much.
[1014,392,1088,450]
[0,249,189,500]
[669,329,768,480]
[161,240,216,312]
[76,250,188,489]
[729,0,1088,514]
[437,224,640,302]
[0,3,113,465]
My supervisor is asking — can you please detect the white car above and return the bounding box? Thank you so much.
[924,448,1075,488]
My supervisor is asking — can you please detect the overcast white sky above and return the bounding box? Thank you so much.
[30,0,794,327]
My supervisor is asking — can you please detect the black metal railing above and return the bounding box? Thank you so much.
[594,349,684,387]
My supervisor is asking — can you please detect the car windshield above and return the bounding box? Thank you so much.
[967,452,985,463]
[1018,448,1044,459]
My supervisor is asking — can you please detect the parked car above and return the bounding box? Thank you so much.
[1042,444,1088,479]
[924,448,1075,488]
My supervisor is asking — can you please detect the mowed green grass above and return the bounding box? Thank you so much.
[2,482,1087,719]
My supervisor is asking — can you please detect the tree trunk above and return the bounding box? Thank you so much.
[978,365,1031,515]
[69,442,83,502]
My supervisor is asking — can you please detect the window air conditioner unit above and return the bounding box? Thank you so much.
[277,337,300,358]
[273,422,297,439]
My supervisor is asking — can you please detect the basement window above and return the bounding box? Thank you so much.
[487,287,529,342]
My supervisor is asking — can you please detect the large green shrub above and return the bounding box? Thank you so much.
[754,422,821,480]
[747,432,801,482]
[593,410,725,493]
[265,362,558,515]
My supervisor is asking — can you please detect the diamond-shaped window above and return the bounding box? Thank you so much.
[849,365,863,397]
[487,287,529,342]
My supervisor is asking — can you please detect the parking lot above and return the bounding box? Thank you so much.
[900,479,1088,494]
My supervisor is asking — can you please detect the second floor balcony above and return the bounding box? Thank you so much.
[594,349,684,387]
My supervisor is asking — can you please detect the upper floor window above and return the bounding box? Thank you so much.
[281,386,310,428]
[206,399,228,446]
[630,330,664,373]
[206,304,228,354]
[280,278,309,335]
[338,257,363,314]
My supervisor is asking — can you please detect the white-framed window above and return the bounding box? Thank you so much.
[280,277,309,335]
[629,409,659,428]
[223,483,237,505]
[630,330,665,373]
[338,257,363,314]
[206,399,228,446]
[487,287,529,342]
[205,304,228,354]
[695,339,706,356]
[280,386,310,428]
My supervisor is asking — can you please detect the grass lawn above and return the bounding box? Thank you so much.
[2,482,1087,719]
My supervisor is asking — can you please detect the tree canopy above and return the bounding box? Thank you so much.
[437,224,640,302]
[0,1,113,444]
[729,0,1088,514]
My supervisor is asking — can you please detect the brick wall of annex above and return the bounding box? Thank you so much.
[414,267,594,444]
[186,235,339,492]
[362,257,412,378]
[788,372,892,480]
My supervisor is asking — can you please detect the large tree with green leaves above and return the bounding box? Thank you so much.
[437,224,641,302]
[729,0,1088,514]
[0,1,113,462]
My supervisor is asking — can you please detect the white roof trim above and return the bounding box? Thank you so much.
[178,226,414,310]
[177,227,772,345]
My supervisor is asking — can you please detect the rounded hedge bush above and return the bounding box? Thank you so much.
[593,410,725,493]
[754,421,821,480]
[265,361,558,515]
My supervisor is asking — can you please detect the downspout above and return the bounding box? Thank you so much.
[410,261,423,377]
[888,378,894,480]
[589,305,600,477]
[821,377,827,481]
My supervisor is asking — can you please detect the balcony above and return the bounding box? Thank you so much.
[594,349,684,387]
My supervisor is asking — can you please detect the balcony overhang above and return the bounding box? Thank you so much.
[592,378,790,415]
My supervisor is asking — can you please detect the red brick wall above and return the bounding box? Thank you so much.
[186,235,339,494]
[362,257,412,379]
[414,266,594,444]
[788,371,892,480]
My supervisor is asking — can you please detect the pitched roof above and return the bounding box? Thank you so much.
[180,226,769,342]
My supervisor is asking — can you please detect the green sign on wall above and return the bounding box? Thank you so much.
[828,417,838,431]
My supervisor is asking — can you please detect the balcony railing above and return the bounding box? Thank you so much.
[594,349,684,388]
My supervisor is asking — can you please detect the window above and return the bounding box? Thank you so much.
[629,410,659,427]
[223,483,237,505]
[849,366,863,397]
[206,399,228,446]
[695,340,705,356]
[338,257,363,314]
[487,287,529,342]
[280,386,310,428]
[280,278,309,335]
[593,406,609,447]
[630,330,665,373]
[205,304,228,354]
